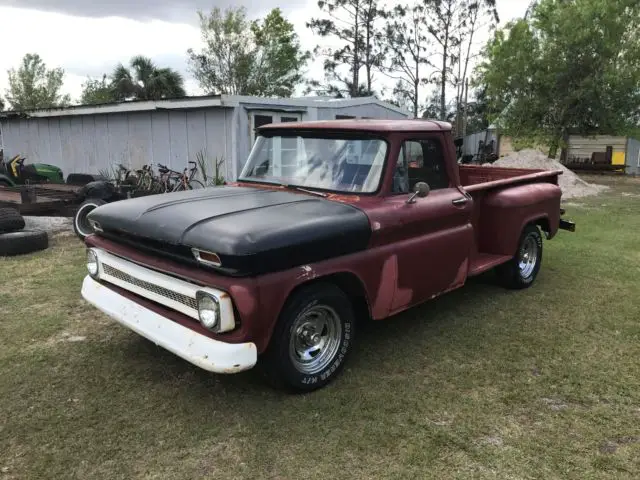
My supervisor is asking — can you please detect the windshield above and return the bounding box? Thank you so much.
[239,134,388,193]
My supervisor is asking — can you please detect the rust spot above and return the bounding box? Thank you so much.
[327,193,361,203]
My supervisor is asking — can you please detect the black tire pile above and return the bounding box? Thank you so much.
[0,208,49,256]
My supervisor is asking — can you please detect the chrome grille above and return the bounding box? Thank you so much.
[102,263,198,311]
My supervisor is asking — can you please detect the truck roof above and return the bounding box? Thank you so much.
[258,119,452,133]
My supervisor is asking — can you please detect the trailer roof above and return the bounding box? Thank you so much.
[0,95,409,119]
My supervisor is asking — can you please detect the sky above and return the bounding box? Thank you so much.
[0,0,531,104]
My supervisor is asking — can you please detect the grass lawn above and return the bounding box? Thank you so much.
[1,176,639,479]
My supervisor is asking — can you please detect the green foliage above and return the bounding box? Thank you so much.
[4,53,71,111]
[111,56,186,101]
[478,0,640,156]
[425,0,498,121]
[0,96,4,111]
[188,7,308,97]
[196,150,225,186]
[383,4,430,117]
[307,0,385,98]
[80,75,116,105]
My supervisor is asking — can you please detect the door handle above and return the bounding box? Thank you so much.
[452,197,468,206]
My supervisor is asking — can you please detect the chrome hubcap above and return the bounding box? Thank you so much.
[518,234,538,278]
[289,305,342,375]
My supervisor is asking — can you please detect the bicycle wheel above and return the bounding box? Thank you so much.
[188,180,205,189]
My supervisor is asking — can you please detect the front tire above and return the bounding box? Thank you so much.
[497,224,543,289]
[261,283,356,392]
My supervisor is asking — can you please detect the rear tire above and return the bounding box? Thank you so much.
[261,283,356,392]
[188,180,205,189]
[73,198,106,240]
[0,230,48,256]
[496,224,543,289]
[0,207,25,233]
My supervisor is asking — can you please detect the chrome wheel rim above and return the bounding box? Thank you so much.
[289,305,342,375]
[518,234,538,278]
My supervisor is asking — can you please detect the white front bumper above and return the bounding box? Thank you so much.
[81,276,257,374]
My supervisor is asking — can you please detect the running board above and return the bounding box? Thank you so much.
[468,253,513,277]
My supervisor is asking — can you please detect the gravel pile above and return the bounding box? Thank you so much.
[24,216,73,234]
[488,149,609,199]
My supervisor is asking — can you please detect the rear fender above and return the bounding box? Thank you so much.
[477,183,562,256]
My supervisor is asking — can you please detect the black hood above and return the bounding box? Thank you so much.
[88,186,372,276]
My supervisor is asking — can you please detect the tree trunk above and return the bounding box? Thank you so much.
[462,79,469,137]
[414,60,420,118]
[353,4,361,97]
[440,31,448,120]
[365,7,372,95]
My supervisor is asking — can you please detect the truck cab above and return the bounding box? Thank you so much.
[81,119,574,391]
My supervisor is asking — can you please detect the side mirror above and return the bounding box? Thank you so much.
[406,181,430,204]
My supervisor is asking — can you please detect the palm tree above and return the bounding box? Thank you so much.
[111,56,186,101]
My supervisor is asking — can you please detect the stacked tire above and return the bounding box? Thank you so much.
[0,208,49,256]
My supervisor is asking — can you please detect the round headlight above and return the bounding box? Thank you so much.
[197,293,219,330]
[87,248,99,277]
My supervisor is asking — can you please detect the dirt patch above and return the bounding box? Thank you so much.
[23,216,72,234]
[488,149,609,199]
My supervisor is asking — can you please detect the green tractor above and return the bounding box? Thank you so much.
[0,153,65,187]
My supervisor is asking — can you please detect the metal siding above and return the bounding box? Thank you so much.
[107,114,129,170]
[59,117,74,174]
[48,118,63,167]
[27,120,39,162]
[462,130,498,156]
[151,111,171,168]
[186,110,206,163]
[128,112,153,169]
[93,116,111,172]
[168,111,188,170]
[567,135,627,158]
[82,116,97,172]
[626,137,640,175]
[36,119,51,164]
[203,108,229,183]
[69,117,85,174]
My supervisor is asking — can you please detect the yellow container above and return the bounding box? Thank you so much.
[612,151,626,165]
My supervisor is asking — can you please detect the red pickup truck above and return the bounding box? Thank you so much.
[81,119,575,391]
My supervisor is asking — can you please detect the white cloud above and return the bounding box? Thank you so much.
[0,1,530,104]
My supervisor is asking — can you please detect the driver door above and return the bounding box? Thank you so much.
[387,134,474,311]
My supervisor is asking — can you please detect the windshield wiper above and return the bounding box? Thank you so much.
[282,184,327,197]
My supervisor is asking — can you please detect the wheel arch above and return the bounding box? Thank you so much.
[260,270,372,354]
[285,271,371,323]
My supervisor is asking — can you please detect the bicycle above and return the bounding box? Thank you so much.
[174,161,204,191]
